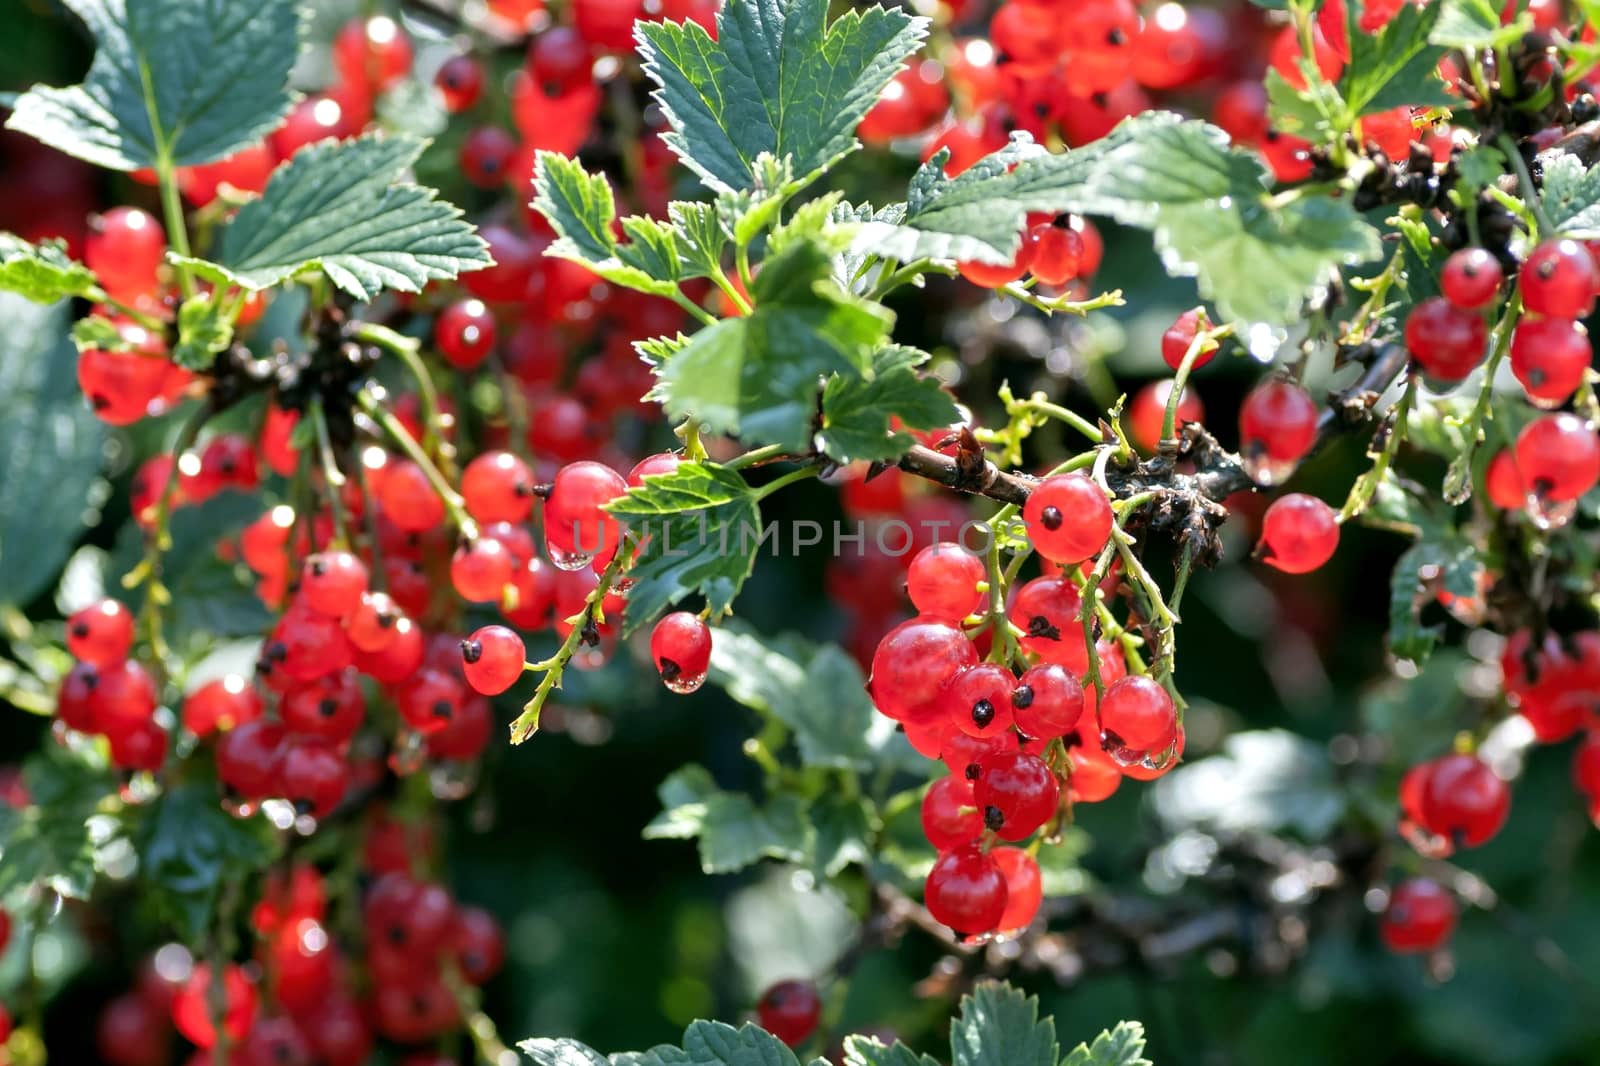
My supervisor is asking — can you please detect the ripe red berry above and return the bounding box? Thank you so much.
[1440,248,1504,310]
[1515,412,1600,502]
[97,993,170,1066]
[528,26,594,94]
[1405,296,1488,381]
[1257,493,1340,574]
[281,670,365,742]
[396,667,467,735]
[1127,379,1202,452]
[944,663,1017,740]
[172,964,258,1048]
[1239,379,1318,484]
[450,537,515,603]
[451,905,506,984]
[460,126,518,188]
[67,599,135,666]
[91,659,160,735]
[461,450,535,523]
[355,615,425,684]
[218,719,288,799]
[182,674,264,738]
[1098,675,1177,753]
[345,591,403,652]
[57,662,101,733]
[921,774,983,851]
[278,737,349,818]
[378,459,447,532]
[1025,219,1083,286]
[1067,741,1123,803]
[85,207,166,301]
[925,844,1008,935]
[435,299,498,369]
[1485,450,1530,511]
[434,55,485,112]
[650,611,713,694]
[1574,731,1600,797]
[461,625,526,695]
[871,619,979,725]
[544,461,627,569]
[992,846,1043,933]
[957,239,1031,289]
[1008,575,1087,672]
[1380,878,1458,953]
[755,980,820,1047]
[906,543,986,622]
[1012,662,1084,740]
[108,717,167,771]
[300,551,369,618]
[1022,474,1112,564]
[1419,752,1509,847]
[1510,317,1591,407]
[1521,239,1597,319]
[973,750,1060,841]
[333,16,413,92]
[1161,308,1217,371]
[77,346,170,425]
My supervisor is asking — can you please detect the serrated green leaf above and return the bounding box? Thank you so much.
[1072,113,1382,325]
[6,0,302,171]
[516,1038,610,1066]
[949,982,1057,1066]
[174,134,491,300]
[637,0,928,193]
[669,201,729,278]
[1265,69,1337,141]
[718,154,808,247]
[532,153,685,297]
[604,462,763,634]
[818,346,955,463]
[0,745,114,899]
[173,292,233,371]
[769,192,847,261]
[137,779,277,941]
[1061,1023,1152,1066]
[70,315,129,353]
[0,234,98,303]
[642,765,812,874]
[1454,145,1508,199]
[0,296,106,607]
[1389,537,1482,664]
[1341,1,1450,117]
[655,238,894,449]
[810,793,875,878]
[683,1021,803,1066]
[637,333,692,366]
[619,217,692,283]
[1431,0,1523,49]
[843,1037,941,1066]
[1540,152,1600,237]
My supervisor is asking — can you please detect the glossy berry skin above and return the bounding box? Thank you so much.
[333,16,413,92]
[1420,753,1509,848]
[544,461,627,568]
[870,619,979,725]
[217,719,287,799]
[1510,317,1590,407]
[1097,676,1176,752]
[396,668,466,735]
[85,207,166,300]
[1025,220,1083,286]
[925,844,1008,936]
[1067,742,1123,803]
[182,674,264,738]
[451,905,506,984]
[462,450,535,523]
[57,662,101,733]
[460,625,526,695]
[1521,239,1597,319]
[1008,576,1087,672]
[434,55,485,112]
[1161,308,1216,371]
[460,126,518,188]
[992,847,1043,933]
[1127,380,1202,452]
[1022,474,1113,565]
[756,980,821,1047]
[172,964,258,1048]
[67,599,135,666]
[1257,493,1340,574]
[281,671,365,742]
[278,737,349,818]
[1012,663,1084,740]
[435,299,498,369]
[944,663,1017,740]
[78,346,169,425]
[1238,380,1318,484]
[450,537,514,603]
[528,26,593,94]
[1405,296,1488,381]
[957,242,1030,289]
[378,460,447,531]
[92,659,160,735]
[345,591,402,652]
[921,774,982,851]
[973,750,1060,841]
[906,543,986,622]
[1515,413,1600,502]
[650,611,713,693]
[1380,878,1458,953]
[1440,248,1504,310]
[300,551,369,618]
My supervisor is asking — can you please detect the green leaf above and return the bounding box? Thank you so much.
[6,0,303,171]
[1389,536,1483,664]
[136,779,277,942]
[0,745,115,899]
[818,345,956,463]
[1431,0,1524,49]
[810,793,875,878]
[669,201,729,278]
[516,1039,610,1066]
[174,134,491,300]
[1061,1023,1153,1066]
[1265,69,1338,142]
[1072,113,1382,325]
[604,462,763,634]
[683,1021,804,1065]
[636,0,929,193]
[1340,1,1450,117]
[643,765,812,874]
[843,1037,941,1066]
[70,315,129,353]
[0,296,106,607]
[655,237,894,449]
[173,292,233,371]
[0,235,98,303]
[1539,152,1600,238]
[949,982,1057,1066]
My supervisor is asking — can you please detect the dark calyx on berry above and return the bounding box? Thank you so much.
[971,699,995,727]
[432,700,454,720]
[1013,684,1034,708]
[984,805,1005,830]
[460,638,483,665]
[657,657,682,681]
[1039,506,1063,530]
[1027,615,1061,640]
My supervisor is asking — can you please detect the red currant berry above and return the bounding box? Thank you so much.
[1510,316,1591,407]
[450,537,514,603]
[281,670,365,742]
[1574,731,1600,796]
[434,299,498,369]
[1419,752,1509,847]
[924,843,1008,935]
[1257,493,1340,574]
[1012,662,1084,740]
[627,451,681,486]
[91,659,159,735]
[345,591,403,652]
[503,557,558,629]
[544,461,627,569]
[973,750,1060,841]
[992,846,1043,933]
[944,663,1017,740]
[870,619,978,725]
[182,674,264,738]
[1022,474,1112,565]
[108,717,167,772]
[462,450,535,523]
[1440,248,1504,310]
[77,346,169,425]
[217,719,288,799]
[396,667,467,735]
[355,615,425,684]
[940,731,1008,781]
[650,611,713,694]
[378,460,447,532]
[57,661,101,733]
[528,26,594,95]
[1521,239,1597,319]
[1515,412,1600,502]
[277,737,349,818]
[428,692,493,761]
[1380,878,1458,953]
[756,980,820,1048]
[1008,576,1088,672]
[300,551,369,619]
[172,964,257,1048]
[957,239,1031,288]
[1161,308,1217,371]
[451,906,506,984]
[906,543,985,622]
[1405,296,1489,382]
[460,126,518,188]
[1097,675,1176,753]
[921,774,982,851]
[1127,380,1202,452]
[1025,219,1083,286]
[434,55,485,112]
[67,598,134,666]
[97,994,170,1066]
[1239,379,1318,484]
[85,207,166,301]
[460,625,526,695]
[1067,741,1123,803]
[333,16,414,92]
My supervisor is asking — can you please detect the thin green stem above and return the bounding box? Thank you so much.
[1161,320,1233,443]
[735,241,755,292]
[984,528,1021,667]
[1340,373,1417,521]
[671,288,719,327]
[309,398,351,548]
[999,284,1125,318]
[510,548,630,743]
[753,465,818,500]
[726,443,789,470]
[1013,395,1103,442]
[870,258,956,300]
[710,264,752,315]
[1169,545,1194,616]
[86,288,165,330]
[1499,134,1553,237]
[357,389,478,540]
[354,322,447,464]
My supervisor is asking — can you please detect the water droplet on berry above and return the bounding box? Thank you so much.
[547,545,595,571]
